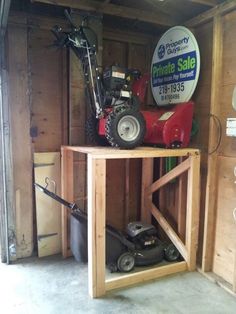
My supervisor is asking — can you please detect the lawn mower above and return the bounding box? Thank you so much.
[51,10,199,149]
[35,182,180,272]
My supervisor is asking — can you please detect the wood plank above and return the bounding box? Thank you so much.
[148,158,191,194]
[61,146,200,159]
[8,24,34,259]
[103,40,127,68]
[151,204,187,261]
[103,27,152,45]
[212,156,236,285]
[141,158,154,223]
[186,155,201,271]
[34,153,61,257]
[177,157,187,241]
[33,0,177,27]
[61,148,74,257]
[105,261,187,291]
[202,15,223,272]
[69,48,86,145]
[29,27,64,152]
[186,0,236,27]
[124,159,130,226]
[87,156,106,298]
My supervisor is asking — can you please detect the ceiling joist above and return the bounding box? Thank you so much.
[32,0,177,27]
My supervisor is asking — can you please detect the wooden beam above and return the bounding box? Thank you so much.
[185,155,200,271]
[32,0,177,26]
[177,157,187,241]
[186,0,219,7]
[141,158,154,223]
[202,14,223,272]
[106,261,187,291]
[61,147,74,258]
[8,23,34,259]
[151,204,188,260]
[148,158,191,194]
[186,0,236,27]
[87,156,106,298]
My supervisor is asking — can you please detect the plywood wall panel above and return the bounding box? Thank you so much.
[34,152,61,257]
[217,11,236,158]
[103,39,127,68]
[213,156,236,285]
[29,28,64,152]
[8,24,33,258]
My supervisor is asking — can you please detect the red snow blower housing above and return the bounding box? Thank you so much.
[51,11,199,149]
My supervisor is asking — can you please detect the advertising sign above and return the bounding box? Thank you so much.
[151,26,200,106]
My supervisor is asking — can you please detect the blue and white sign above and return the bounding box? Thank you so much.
[151,26,200,106]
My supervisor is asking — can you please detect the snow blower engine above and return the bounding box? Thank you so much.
[51,11,200,149]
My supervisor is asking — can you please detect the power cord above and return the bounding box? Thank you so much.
[208,113,222,155]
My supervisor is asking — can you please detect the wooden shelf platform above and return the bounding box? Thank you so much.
[61,146,200,298]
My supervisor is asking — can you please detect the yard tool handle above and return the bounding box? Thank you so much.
[34,183,78,211]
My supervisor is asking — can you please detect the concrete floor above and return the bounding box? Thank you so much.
[1,256,236,314]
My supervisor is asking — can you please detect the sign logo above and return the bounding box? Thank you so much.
[158,44,165,59]
[151,26,200,106]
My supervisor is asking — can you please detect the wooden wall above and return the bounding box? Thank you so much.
[6,12,155,256]
[211,10,236,286]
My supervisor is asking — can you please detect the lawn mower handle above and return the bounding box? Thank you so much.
[34,182,78,211]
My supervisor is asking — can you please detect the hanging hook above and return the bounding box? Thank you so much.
[44,177,57,194]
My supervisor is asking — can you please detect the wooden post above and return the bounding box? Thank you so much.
[177,157,187,241]
[124,159,130,225]
[87,156,106,298]
[141,158,154,223]
[186,154,200,271]
[8,23,34,259]
[202,14,222,272]
[61,147,74,258]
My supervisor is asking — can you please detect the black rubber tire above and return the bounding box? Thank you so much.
[105,108,146,149]
[164,244,180,262]
[86,114,108,146]
[117,252,135,272]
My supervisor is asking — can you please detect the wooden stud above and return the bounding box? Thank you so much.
[87,156,106,298]
[105,261,187,291]
[141,158,154,223]
[186,155,201,271]
[202,14,222,272]
[124,159,130,226]
[8,23,34,259]
[177,157,187,241]
[61,147,74,258]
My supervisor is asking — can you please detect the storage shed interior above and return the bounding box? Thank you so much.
[0,0,236,296]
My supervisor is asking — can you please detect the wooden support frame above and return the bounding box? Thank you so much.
[61,146,200,298]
